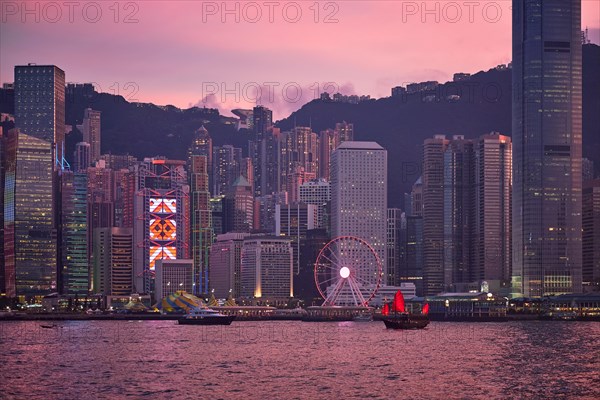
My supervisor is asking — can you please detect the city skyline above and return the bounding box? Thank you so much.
[2,2,600,398]
[2,2,599,119]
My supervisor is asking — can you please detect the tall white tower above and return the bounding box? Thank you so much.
[331,141,388,284]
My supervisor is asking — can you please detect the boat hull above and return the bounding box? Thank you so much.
[178,315,236,325]
[382,314,429,330]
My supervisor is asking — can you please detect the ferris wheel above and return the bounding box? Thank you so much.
[314,236,383,307]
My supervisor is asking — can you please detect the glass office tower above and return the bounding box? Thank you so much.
[512,0,582,296]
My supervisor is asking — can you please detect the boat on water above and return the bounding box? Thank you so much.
[178,307,236,325]
[381,290,430,330]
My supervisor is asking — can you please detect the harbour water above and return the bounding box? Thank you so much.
[1,320,599,399]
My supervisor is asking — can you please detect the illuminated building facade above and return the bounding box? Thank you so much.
[582,179,600,291]
[209,232,252,298]
[82,108,101,164]
[93,227,133,296]
[212,145,242,196]
[133,158,189,294]
[240,236,293,301]
[190,155,212,295]
[3,130,56,298]
[331,141,388,284]
[14,64,66,165]
[229,176,254,232]
[512,0,582,296]
[59,171,89,295]
[422,135,450,295]
[299,178,331,230]
[155,259,194,301]
[74,142,91,173]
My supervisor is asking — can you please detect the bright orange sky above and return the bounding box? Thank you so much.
[2,1,599,118]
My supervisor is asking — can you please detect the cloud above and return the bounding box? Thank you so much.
[192,81,358,120]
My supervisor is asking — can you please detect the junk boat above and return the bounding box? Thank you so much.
[381,290,430,330]
[178,307,236,325]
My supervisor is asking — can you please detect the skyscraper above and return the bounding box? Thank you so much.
[93,227,133,296]
[474,133,512,293]
[249,106,273,197]
[582,179,600,291]
[512,0,583,296]
[82,108,101,164]
[443,136,475,291]
[422,135,449,295]
[190,155,212,295]
[229,176,254,232]
[387,208,403,286]
[252,105,273,141]
[59,171,89,295]
[299,178,331,230]
[74,142,91,173]
[14,64,66,165]
[209,232,252,298]
[331,141,387,283]
[189,126,212,193]
[3,129,56,298]
[212,145,242,196]
[133,158,189,294]
[240,236,293,302]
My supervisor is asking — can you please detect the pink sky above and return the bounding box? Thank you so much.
[1,1,599,119]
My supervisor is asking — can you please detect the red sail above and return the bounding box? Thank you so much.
[422,303,429,315]
[382,303,390,316]
[392,290,405,313]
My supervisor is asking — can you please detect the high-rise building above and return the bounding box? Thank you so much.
[443,136,475,291]
[93,227,133,296]
[331,141,388,283]
[229,176,254,232]
[59,171,89,295]
[474,133,512,293]
[189,155,212,295]
[287,166,316,204]
[298,229,330,304]
[318,129,334,180]
[281,127,319,192]
[261,128,283,196]
[399,215,424,296]
[276,203,318,276]
[82,108,101,164]
[155,259,194,301]
[252,106,273,141]
[582,179,600,291]
[333,121,354,147]
[249,106,273,197]
[86,162,115,267]
[299,178,331,230]
[14,64,66,165]
[0,127,4,295]
[582,158,595,181]
[212,145,242,196]
[240,236,293,302]
[387,208,403,286]
[209,232,252,298]
[133,158,189,294]
[189,126,212,193]
[422,135,449,295]
[410,177,423,216]
[98,153,138,170]
[512,0,582,296]
[74,142,91,172]
[3,129,56,298]
[255,192,288,234]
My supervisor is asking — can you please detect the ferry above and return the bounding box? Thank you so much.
[381,290,430,330]
[178,307,236,325]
